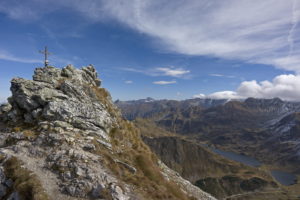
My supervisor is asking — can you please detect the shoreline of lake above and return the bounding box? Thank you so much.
[205,145,297,186]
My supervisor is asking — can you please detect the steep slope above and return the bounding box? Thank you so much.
[259,112,300,171]
[0,66,215,200]
[143,136,262,182]
[140,133,289,199]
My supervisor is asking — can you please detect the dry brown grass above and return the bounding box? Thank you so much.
[104,119,195,200]
[92,86,119,116]
[133,118,176,137]
[4,157,49,200]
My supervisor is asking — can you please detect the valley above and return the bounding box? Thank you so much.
[117,98,300,199]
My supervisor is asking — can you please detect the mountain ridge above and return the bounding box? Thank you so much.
[0,66,216,200]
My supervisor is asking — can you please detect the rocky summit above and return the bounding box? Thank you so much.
[0,66,216,200]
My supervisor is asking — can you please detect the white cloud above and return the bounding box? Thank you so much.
[193,93,206,98]
[125,80,133,84]
[210,74,224,77]
[207,91,242,99]
[156,67,190,77]
[1,1,300,72]
[0,50,42,64]
[153,80,176,85]
[209,74,235,78]
[120,66,190,78]
[194,74,300,101]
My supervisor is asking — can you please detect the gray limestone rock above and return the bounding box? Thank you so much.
[4,65,115,138]
[33,66,62,86]
[0,103,11,113]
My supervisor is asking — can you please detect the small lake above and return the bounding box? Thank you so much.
[271,170,297,186]
[210,148,261,167]
[207,146,297,186]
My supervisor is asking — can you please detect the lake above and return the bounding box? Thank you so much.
[210,148,261,167]
[208,146,297,186]
[271,170,297,186]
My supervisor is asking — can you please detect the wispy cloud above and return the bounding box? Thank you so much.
[0,1,60,21]
[0,50,42,64]
[2,0,300,72]
[125,80,133,84]
[0,48,73,66]
[210,74,224,77]
[210,74,235,78]
[288,0,300,56]
[120,66,190,78]
[120,67,143,73]
[99,0,300,72]
[156,67,190,77]
[153,80,176,85]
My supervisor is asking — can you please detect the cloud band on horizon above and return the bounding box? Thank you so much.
[194,74,300,101]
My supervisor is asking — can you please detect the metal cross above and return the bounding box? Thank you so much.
[39,46,52,67]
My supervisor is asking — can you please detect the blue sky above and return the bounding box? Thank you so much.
[0,0,300,102]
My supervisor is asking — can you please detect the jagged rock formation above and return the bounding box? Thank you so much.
[0,66,216,200]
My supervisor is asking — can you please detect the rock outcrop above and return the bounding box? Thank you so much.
[0,65,216,200]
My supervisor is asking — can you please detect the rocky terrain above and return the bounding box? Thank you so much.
[116,97,300,199]
[0,66,216,200]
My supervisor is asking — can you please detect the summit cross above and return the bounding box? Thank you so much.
[39,46,52,67]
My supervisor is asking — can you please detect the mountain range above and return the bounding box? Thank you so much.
[116,97,300,199]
